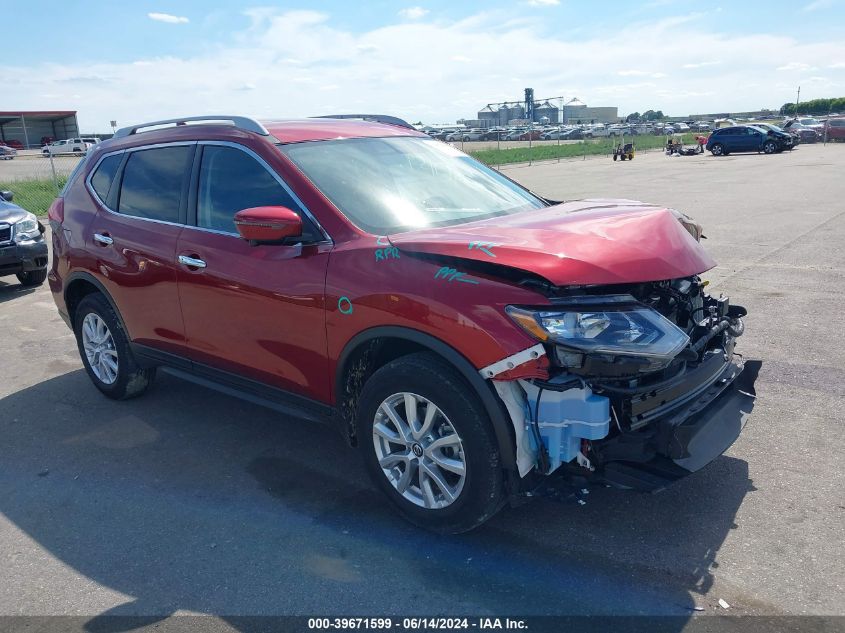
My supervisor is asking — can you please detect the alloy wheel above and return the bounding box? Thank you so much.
[372,392,467,509]
[82,313,119,385]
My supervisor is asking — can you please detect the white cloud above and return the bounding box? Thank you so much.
[527,0,560,5]
[148,12,189,24]
[802,0,833,11]
[828,61,845,68]
[777,62,816,71]
[5,8,845,130]
[683,60,721,68]
[398,7,429,20]
[618,69,666,78]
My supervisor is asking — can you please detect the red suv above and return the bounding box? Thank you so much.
[48,115,757,533]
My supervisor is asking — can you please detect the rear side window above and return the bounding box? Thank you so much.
[118,146,192,223]
[196,145,305,234]
[90,154,123,202]
[830,119,845,127]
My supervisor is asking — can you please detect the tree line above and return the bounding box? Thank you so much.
[625,110,665,122]
[780,97,845,116]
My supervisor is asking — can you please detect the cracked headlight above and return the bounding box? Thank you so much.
[506,303,690,362]
[15,213,41,242]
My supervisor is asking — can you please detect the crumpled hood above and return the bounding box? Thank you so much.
[0,200,28,224]
[388,199,716,286]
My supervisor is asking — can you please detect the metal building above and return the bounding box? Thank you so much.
[0,111,80,149]
[561,98,618,124]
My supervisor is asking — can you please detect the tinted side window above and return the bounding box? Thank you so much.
[118,146,191,223]
[197,145,304,234]
[90,154,123,202]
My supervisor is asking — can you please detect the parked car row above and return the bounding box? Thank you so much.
[0,137,103,154]
[41,137,101,156]
[420,115,845,145]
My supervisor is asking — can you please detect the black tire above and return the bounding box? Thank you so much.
[16,269,47,286]
[73,293,156,400]
[710,143,724,156]
[763,141,777,154]
[358,352,505,533]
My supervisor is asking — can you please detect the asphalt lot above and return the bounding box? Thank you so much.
[0,153,83,182]
[1,145,844,625]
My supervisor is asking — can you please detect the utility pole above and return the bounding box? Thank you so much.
[796,86,801,116]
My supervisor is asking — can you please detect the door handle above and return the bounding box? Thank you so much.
[93,232,113,246]
[178,254,207,269]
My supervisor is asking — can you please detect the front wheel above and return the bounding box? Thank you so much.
[358,352,505,533]
[16,269,48,286]
[763,141,777,154]
[73,293,156,400]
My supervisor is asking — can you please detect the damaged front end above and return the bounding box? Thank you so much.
[486,276,758,493]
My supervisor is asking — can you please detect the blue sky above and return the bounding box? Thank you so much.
[3,1,844,130]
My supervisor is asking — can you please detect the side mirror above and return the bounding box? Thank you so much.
[234,206,302,245]
[0,190,13,202]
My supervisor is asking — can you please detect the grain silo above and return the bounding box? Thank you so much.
[534,100,559,124]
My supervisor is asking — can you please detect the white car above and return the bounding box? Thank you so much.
[458,128,487,142]
[41,138,90,156]
[584,125,609,138]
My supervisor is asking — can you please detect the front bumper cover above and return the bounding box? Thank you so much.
[596,358,760,491]
[0,239,48,276]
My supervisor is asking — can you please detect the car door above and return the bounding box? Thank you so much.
[175,141,333,403]
[87,143,193,357]
[740,127,760,152]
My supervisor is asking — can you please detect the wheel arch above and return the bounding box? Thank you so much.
[64,272,126,332]
[335,326,516,470]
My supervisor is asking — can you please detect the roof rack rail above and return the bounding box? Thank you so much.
[113,115,270,139]
[313,114,415,130]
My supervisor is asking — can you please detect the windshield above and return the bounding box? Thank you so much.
[280,137,547,234]
[799,118,820,125]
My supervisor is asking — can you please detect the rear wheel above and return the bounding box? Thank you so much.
[73,293,156,400]
[16,269,47,286]
[358,352,505,533]
[710,143,724,156]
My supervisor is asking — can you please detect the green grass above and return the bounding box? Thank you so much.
[0,178,66,216]
[470,133,698,166]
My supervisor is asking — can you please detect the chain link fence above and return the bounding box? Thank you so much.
[449,132,700,170]
[0,151,85,216]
